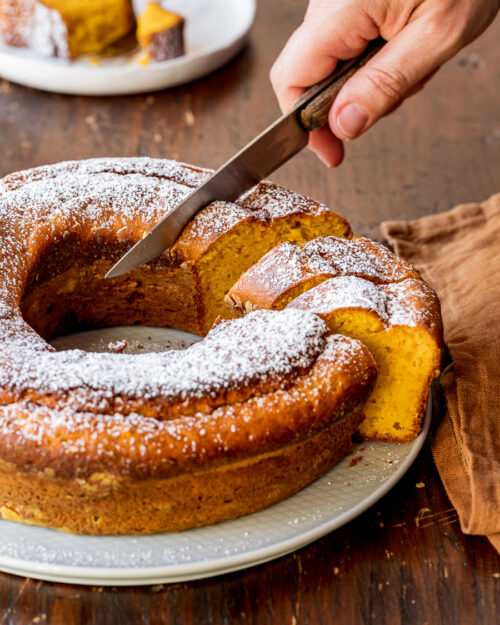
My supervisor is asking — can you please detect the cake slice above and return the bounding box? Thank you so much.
[226,236,421,314]
[0,0,135,59]
[137,1,184,63]
[172,183,353,334]
[226,236,442,442]
[287,276,442,442]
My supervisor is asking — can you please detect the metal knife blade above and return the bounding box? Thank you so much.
[106,37,384,279]
[105,110,309,278]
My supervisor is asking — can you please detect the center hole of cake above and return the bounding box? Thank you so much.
[19,248,202,354]
[49,325,201,354]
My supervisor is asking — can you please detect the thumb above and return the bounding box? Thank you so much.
[330,14,463,140]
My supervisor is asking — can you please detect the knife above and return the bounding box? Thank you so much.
[106,37,385,279]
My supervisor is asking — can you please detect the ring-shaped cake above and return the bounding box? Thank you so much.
[0,158,378,534]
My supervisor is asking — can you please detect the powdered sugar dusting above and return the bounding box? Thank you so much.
[288,276,388,319]
[229,236,421,313]
[0,157,211,194]
[0,331,368,476]
[0,308,328,410]
[382,279,439,329]
[31,2,69,59]
[288,276,437,329]
[182,200,251,242]
[240,181,332,220]
[303,236,419,283]
[235,242,313,298]
[0,0,70,58]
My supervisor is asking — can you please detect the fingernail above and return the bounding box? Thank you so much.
[316,152,335,168]
[336,103,369,139]
[309,146,335,168]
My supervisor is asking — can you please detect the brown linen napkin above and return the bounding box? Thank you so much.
[381,193,500,553]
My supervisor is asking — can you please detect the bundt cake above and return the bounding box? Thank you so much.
[0,157,372,535]
[0,0,135,59]
[137,1,184,63]
[227,236,443,442]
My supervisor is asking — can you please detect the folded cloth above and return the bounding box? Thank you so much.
[381,193,500,553]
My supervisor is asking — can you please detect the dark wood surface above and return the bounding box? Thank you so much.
[1,1,500,623]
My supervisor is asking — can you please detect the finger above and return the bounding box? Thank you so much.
[308,127,345,168]
[329,13,463,139]
[270,2,378,113]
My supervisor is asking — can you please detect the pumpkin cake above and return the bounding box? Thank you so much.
[0,157,372,535]
[0,0,135,59]
[136,1,184,63]
[226,236,443,442]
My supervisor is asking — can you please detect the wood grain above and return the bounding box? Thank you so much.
[0,1,500,623]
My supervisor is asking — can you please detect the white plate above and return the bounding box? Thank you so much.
[0,325,430,586]
[0,0,256,95]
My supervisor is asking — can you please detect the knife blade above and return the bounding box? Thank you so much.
[106,37,385,279]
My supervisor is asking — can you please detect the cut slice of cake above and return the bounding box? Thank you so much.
[226,236,421,314]
[136,1,184,63]
[287,276,442,442]
[226,236,443,442]
[0,0,135,59]
[172,183,353,334]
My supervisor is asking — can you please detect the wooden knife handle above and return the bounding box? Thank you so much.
[299,38,385,132]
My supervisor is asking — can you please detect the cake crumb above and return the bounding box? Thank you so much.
[349,456,363,467]
[108,340,128,353]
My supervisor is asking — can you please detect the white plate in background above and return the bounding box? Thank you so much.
[0,325,430,586]
[0,0,256,95]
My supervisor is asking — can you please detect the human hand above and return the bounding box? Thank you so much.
[270,0,500,166]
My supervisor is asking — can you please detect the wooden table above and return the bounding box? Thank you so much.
[1,1,499,623]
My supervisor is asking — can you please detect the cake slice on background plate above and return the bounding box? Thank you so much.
[0,0,135,59]
[136,1,185,63]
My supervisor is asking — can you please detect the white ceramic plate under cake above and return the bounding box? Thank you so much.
[0,0,256,95]
[0,325,431,586]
